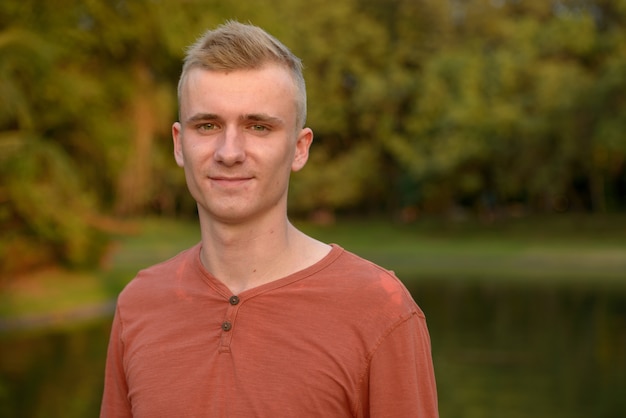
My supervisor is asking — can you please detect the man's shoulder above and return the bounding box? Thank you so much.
[118,243,201,298]
[331,247,402,285]
[325,247,420,315]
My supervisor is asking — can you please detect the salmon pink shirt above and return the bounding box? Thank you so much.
[100,244,438,417]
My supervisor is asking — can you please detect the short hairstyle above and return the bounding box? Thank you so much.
[178,21,307,128]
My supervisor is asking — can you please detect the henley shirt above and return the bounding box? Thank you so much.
[100,243,438,417]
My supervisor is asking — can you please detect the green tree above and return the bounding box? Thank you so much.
[2,0,626,279]
[377,0,626,214]
[0,22,106,276]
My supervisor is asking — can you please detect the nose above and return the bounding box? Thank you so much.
[214,126,246,166]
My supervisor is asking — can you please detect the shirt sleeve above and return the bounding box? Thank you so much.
[100,305,133,418]
[367,312,439,418]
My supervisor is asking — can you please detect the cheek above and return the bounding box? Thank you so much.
[183,142,212,167]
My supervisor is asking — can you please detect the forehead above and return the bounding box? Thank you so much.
[180,65,298,122]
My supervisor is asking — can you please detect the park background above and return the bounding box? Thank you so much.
[1,0,625,417]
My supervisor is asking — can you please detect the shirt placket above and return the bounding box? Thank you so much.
[219,295,241,353]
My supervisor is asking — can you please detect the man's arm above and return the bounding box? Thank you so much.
[100,306,133,418]
[367,312,439,417]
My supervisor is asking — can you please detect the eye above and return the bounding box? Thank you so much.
[247,124,273,137]
[197,123,217,132]
[250,124,269,132]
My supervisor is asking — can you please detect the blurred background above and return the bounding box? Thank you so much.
[1,0,625,417]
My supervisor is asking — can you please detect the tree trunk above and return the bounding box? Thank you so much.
[114,62,158,216]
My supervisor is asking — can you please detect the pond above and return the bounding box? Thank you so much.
[412,282,626,418]
[1,281,625,418]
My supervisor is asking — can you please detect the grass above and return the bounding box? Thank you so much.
[1,214,625,332]
[298,215,626,286]
[0,218,200,332]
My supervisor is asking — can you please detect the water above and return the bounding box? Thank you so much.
[1,282,624,418]
[0,320,110,417]
[413,282,626,418]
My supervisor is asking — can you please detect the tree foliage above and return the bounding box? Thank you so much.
[1,0,625,276]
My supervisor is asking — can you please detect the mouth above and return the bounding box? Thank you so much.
[209,176,253,187]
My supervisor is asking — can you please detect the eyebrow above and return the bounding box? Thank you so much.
[184,113,285,127]
[185,113,221,125]
[242,113,285,127]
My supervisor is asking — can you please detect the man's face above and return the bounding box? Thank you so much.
[172,65,313,225]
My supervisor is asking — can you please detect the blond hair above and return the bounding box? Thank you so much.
[178,21,307,128]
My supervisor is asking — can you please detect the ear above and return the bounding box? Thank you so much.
[172,122,185,167]
[291,127,313,172]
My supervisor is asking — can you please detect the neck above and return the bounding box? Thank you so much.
[198,214,329,294]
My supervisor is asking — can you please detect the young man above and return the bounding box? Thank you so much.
[101,21,438,417]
